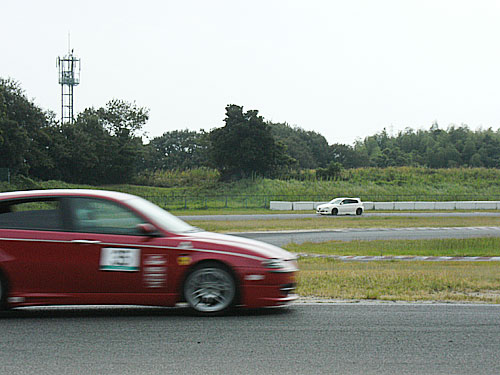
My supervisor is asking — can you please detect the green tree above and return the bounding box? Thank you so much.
[209,105,292,180]
[56,100,149,184]
[0,78,56,177]
[316,161,343,180]
[330,143,370,168]
[145,129,209,171]
[270,122,329,169]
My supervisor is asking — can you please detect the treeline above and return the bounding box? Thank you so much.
[2,77,500,186]
[0,79,147,184]
[335,125,500,169]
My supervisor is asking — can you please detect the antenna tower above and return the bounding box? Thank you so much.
[57,40,81,124]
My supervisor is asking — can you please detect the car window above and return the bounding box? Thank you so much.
[0,198,63,231]
[70,198,145,235]
[125,197,198,233]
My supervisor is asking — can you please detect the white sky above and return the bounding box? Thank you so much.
[2,0,500,145]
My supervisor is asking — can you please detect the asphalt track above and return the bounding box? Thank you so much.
[179,211,500,221]
[2,213,498,374]
[179,211,500,246]
[1,303,499,375]
[234,226,500,246]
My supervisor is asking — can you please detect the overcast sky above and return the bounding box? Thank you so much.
[2,0,500,145]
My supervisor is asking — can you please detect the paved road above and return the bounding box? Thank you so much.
[1,304,499,374]
[234,226,500,246]
[179,212,500,221]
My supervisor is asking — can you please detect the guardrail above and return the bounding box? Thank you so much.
[270,201,500,211]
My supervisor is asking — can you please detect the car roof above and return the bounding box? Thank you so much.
[0,189,137,202]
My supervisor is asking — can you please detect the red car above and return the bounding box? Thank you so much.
[0,189,298,314]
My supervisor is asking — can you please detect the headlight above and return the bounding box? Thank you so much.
[262,258,287,269]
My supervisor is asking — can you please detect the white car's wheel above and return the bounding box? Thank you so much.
[332,208,338,216]
[356,208,363,215]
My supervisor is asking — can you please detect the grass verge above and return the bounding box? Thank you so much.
[297,258,500,303]
[187,215,500,232]
[285,237,500,257]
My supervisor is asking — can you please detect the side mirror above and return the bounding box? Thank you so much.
[137,223,158,236]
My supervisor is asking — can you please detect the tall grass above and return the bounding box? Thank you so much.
[134,168,220,189]
[4,167,500,208]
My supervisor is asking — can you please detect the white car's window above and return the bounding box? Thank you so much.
[330,199,342,204]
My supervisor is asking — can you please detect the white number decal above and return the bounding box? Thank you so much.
[100,248,140,272]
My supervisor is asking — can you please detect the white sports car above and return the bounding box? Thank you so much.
[316,197,364,216]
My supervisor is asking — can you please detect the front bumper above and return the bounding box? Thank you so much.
[239,268,298,308]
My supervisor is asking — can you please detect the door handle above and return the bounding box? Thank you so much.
[71,239,102,244]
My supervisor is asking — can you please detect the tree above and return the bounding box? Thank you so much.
[0,116,28,173]
[270,122,330,169]
[209,105,292,180]
[77,100,149,183]
[330,143,370,168]
[97,99,149,137]
[316,161,343,180]
[54,100,149,184]
[0,78,55,177]
[145,129,209,171]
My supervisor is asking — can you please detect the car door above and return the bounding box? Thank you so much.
[0,197,75,295]
[63,197,172,296]
[338,199,349,215]
[344,199,358,214]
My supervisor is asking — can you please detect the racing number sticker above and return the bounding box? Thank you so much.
[143,254,167,288]
[100,248,140,272]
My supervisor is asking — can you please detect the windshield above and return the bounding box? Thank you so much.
[329,198,342,204]
[125,197,200,234]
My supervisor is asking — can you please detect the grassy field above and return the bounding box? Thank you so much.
[297,258,500,303]
[187,215,500,232]
[3,169,500,303]
[290,236,500,303]
[102,167,500,203]
[285,237,500,257]
[4,167,500,209]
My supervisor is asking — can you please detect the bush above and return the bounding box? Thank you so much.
[134,168,220,188]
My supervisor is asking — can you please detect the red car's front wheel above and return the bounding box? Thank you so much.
[0,272,7,310]
[183,262,236,315]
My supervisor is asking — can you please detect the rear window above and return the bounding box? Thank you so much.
[0,198,63,231]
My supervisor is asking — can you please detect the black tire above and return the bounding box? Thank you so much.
[332,208,338,216]
[356,208,363,215]
[0,272,7,311]
[183,262,236,315]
